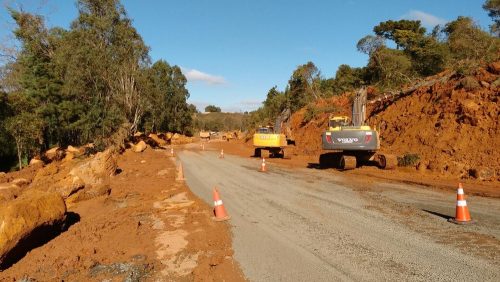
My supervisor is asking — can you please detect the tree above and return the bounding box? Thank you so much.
[444,16,500,72]
[357,35,385,55]
[365,47,413,88]
[263,86,287,119]
[60,0,149,142]
[483,0,500,36]
[205,105,221,112]
[288,62,321,112]
[332,65,366,94]
[374,20,426,49]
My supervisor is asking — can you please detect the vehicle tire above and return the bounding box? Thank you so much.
[377,154,397,170]
[254,148,261,158]
[339,155,357,170]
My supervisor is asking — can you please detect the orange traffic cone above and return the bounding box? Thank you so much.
[219,149,224,159]
[213,187,230,221]
[448,183,475,224]
[170,147,174,157]
[176,163,185,181]
[259,158,266,172]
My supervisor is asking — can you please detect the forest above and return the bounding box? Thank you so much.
[0,0,499,171]
[0,0,195,170]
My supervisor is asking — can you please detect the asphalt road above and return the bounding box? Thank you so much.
[178,146,500,282]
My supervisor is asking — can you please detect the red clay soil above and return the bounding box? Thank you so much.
[218,63,500,197]
[0,148,245,281]
[277,65,500,184]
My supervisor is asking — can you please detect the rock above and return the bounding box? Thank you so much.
[0,190,66,265]
[134,131,145,137]
[480,81,490,88]
[133,141,147,153]
[63,152,75,162]
[470,167,495,181]
[140,160,146,164]
[488,61,500,74]
[52,175,86,199]
[416,162,427,173]
[171,133,180,140]
[11,178,29,187]
[44,147,65,162]
[0,172,5,182]
[148,133,167,147]
[66,145,79,153]
[29,158,44,166]
[0,183,21,202]
[70,149,116,186]
[164,132,173,141]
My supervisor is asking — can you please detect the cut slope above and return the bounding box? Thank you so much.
[288,64,499,181]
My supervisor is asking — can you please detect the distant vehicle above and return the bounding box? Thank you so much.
[199,131,210,141]
[320,88,397,170]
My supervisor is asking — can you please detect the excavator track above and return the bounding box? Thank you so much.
[340,155,357,170]
[377,154,398,170]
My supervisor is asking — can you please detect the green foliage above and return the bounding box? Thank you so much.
[193,112,245,131]
[302,104,319,124]
[0,0,193,171]
[263,86,287,118]
[205,105,222,112]
[483,0,500,36]
[5,112,45,169]
[141,60,192,134]
[459,76,481,91]
[374,20,426,48]
[366,47,413,88]
[331,65,366,95]
[288,61,321,112]
[444,16,500,74]
[397,153,420,167]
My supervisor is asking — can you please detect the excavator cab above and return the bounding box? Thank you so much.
[328,116,350,131]
[257,126,274,134]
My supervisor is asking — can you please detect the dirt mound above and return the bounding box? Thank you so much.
[288,65,499,181]
[287,94,351,156]
[367,68,499,180]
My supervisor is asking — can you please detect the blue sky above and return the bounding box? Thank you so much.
[0,0,493,112]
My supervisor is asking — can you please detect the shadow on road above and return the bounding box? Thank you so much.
[422,209,452,220]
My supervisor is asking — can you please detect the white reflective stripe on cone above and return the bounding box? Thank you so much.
[457,200,467,207]
[457,188,464,195]
[214,200,223,206]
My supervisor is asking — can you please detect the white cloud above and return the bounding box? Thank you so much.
[402,10,447,27]
[181,68,226,85]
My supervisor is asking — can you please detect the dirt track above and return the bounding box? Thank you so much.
[179,143,500,281]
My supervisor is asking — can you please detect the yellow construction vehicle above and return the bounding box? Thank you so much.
[252,126,287,158]
[320,88,397,170]
[252,108,294,158]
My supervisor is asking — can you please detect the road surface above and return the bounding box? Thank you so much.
[178,146,500,282]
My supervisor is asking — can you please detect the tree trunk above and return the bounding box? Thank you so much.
[16,141,22,171]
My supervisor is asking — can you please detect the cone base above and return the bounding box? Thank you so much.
[448,218,476,225]
[212,215,231,222]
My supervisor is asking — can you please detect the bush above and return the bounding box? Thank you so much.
[303,104,319,124]
[459,76,481,91]
[398,153,420,167]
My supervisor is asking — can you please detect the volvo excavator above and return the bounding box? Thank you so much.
[320,88,397,170]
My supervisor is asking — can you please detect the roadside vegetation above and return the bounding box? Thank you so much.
[246,0,499,129]
[0,0,196,171]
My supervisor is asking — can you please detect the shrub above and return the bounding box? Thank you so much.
[398,153,420,167]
